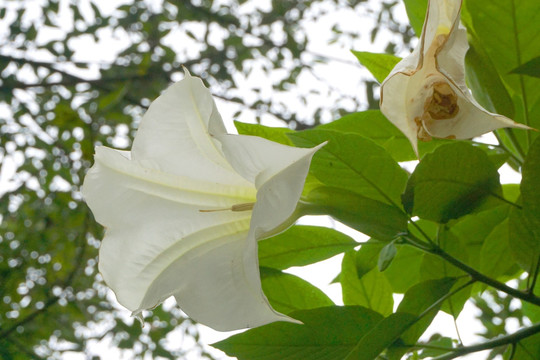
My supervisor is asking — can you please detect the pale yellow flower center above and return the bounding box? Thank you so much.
[414,34,460,141]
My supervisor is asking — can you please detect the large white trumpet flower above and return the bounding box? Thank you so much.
[82,71,323,331]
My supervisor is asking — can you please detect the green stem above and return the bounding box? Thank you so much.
[432,245,540,306]
[415,279,475,321]
[504,128,526,162]
[409,220,436,247]
[489,192,522,209]
[432,321,540,360]
[404,234,540,307]
[493,131,523,167]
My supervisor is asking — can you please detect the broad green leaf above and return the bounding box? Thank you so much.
[290,129,408,206]
[403,142,503,223]
[465,41,515,118]
[502,184,521,202]
[356,239,385,278]
[341,251,394,316]
[479,219,514,279]
[420,231,471,316]
[418,337,455,358]
[387,278,458,360]
[449,204,510,261]
[508,205,540,273]
[478,144,510,170]
[212,306,384,360]
[462,0,540,143]
[234,121,294,146]
[378,241,397,272]
[420,231,467,281]
[522,281,540,323]
[402,0,427,36]
[511,56,540,78]
[383,245,424,293]
[258,225,357,270]
[305,187,408,241]
[503,332,540,360]
[319,110,449,162]
[522,137,540,239]
[344,312,417,360]
[350,51,401,83]
[260,267,333,314]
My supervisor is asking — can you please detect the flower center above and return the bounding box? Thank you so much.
[424,81,459,120]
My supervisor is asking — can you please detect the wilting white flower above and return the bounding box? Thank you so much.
[82,71,323,331]
[380,0,530,155]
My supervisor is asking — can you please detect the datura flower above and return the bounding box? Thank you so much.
[81,72,324,331]
[380,0,530,155]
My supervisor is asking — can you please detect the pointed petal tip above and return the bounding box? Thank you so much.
[181,65,192,77]
[131,310,145,327]
[312,140,328,152]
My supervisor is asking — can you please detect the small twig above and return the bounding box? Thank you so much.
[403,232,540,307]
[432,322,540,360]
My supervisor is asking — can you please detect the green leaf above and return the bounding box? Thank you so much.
[341,251,394,316]
[290,129,408,206]
[212,306,384,360]
[462,0,540,142]
[305,187,408,241]
[402,0,427,36]
[511,56,540,78]
[420,231,467,280]
[319,110,449,162]
[508,205,540,273]
[258,225,357,270]
[378,241,397,272]
[465,41,515,118]
[403,142,503,223]
[418,337,455,358]
[521,136,540,239]
[350,51,401,83]
[260,267,333,314]
[356,240,385,278]
[387,278,458,360]
[503,332,540,359]
[420,231,471,316]
[234,121,294,146]
[522,281,540,323]
[449,204,510,261]
[344,312,417,360]
[383,245,424,293]
[479,218,514,279]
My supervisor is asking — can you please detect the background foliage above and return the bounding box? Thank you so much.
[1,0,540,359]
[0,0,412,358]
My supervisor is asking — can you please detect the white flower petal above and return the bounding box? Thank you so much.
[216,134,324,188]
[215,134,325,237]
[380,72,420,155]
[131,72,247,186]
[172,232,297,330]
[82,71,322,331]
